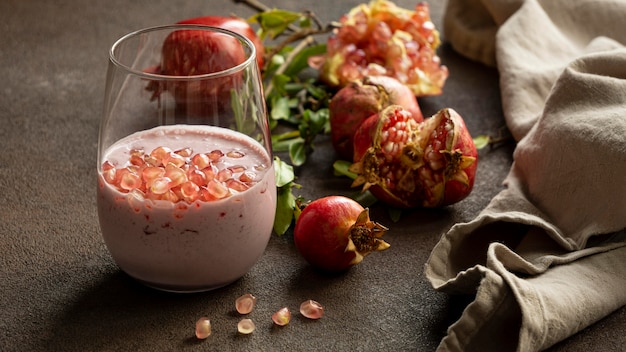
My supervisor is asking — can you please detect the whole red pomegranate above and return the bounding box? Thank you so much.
[293,196,390,272]
[329,75,423,160]
[315,0,448,96]
[176,16,265,69]
[351,106,478,208]
[146,16,264,117]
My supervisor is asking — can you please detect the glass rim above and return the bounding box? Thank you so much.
[109,24,258,81]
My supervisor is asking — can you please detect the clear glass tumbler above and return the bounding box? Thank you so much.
[97,25,275,292]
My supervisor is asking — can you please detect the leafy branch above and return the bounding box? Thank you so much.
[233,0,339,234]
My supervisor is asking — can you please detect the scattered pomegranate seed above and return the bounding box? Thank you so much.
[235,293,257,314]
[300,300,324,319]
[271,307,292,326]
[237,319,255,334]
[195,317,212,339]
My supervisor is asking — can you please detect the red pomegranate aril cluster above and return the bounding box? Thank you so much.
[102,146,265,204]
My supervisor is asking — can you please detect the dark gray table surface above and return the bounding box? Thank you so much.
[1,0,623,351]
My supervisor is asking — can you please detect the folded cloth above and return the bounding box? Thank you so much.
[424,0,626,351]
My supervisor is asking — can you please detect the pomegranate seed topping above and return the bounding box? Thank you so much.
[165,163,187,187]
[150,146,172,165]
[129,155,145,166]
[228,165,246,174]
[235,293,257,314]
[207,150,224,162]
[142,166,165,182]
[175,147,193,158]
[129,148,144,157]
[161,189,179,203]
[191,153,211,170]
[239,171,256,183]
[195,317,211,339]
[272,307,291,326]
[144,155,160,167]
[150,177,172,195]
[226,150,245,158]
[166,152,186,168]
[120,171,142,191]
[216,168,232,182]
[102,143,264,205]
[202,165,217,181]
[187,169,207,186]
[128,189,145,212]
[206,180,230,199]
[237,319,255,334]
[180,181,200,203]
[300,300,324,319]
[226,179,249,192]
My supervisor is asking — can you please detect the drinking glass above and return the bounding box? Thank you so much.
[97,25,275,292]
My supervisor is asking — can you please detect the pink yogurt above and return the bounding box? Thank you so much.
[97,125,276,292]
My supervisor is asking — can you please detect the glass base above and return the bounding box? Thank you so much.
[133,277,237,293]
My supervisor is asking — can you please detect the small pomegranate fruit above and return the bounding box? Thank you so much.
[146,16,264,117]
[329,76,423,160]
[293,196,390,272]
[176,16,265,69]
[351,106,477,208]
[314,0,448,96]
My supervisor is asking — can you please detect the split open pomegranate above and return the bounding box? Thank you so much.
[351,106,478,208]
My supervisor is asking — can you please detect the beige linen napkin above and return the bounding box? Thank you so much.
[424,0,626,351]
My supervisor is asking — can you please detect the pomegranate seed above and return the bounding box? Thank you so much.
[216,168,232,182]
[165,163,187,187]
[127,189,145,212]
[150,177,171,195]
[226,179,249,192]
[206,180,230,199]
[130,155,145,166]
[150,146,173,165]
[191,153,211,170]
[142,166,165,183]
[166,152,186,168]
[228,165,246,174]
[235,293,257,314]
[207,149,224,162]
[161,189,179,203]
[237,319,255,334]
[180,181,200,203]
[226,150,245,158]
[120,171,142,191]
[239,171,256,183]
[300,300,324,319]
[195,317,211,339]
[175,147,193,158]
[202,165,217,181]
[144,155,160,167]
[187,169,207,186]
[102,161,117,184]
[271,307,291,326]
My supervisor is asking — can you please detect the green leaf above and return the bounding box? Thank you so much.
[249,9,302,40]
[274,185,296,235]
[333,160,357,180]
[352,190,378,207]
[473,135,491,150]
[289,140,307,166]
[283,44,327,77]
[274,156,295,187]
[270,95,291,121]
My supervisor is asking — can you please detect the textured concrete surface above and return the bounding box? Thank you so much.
[0,0,623,351]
